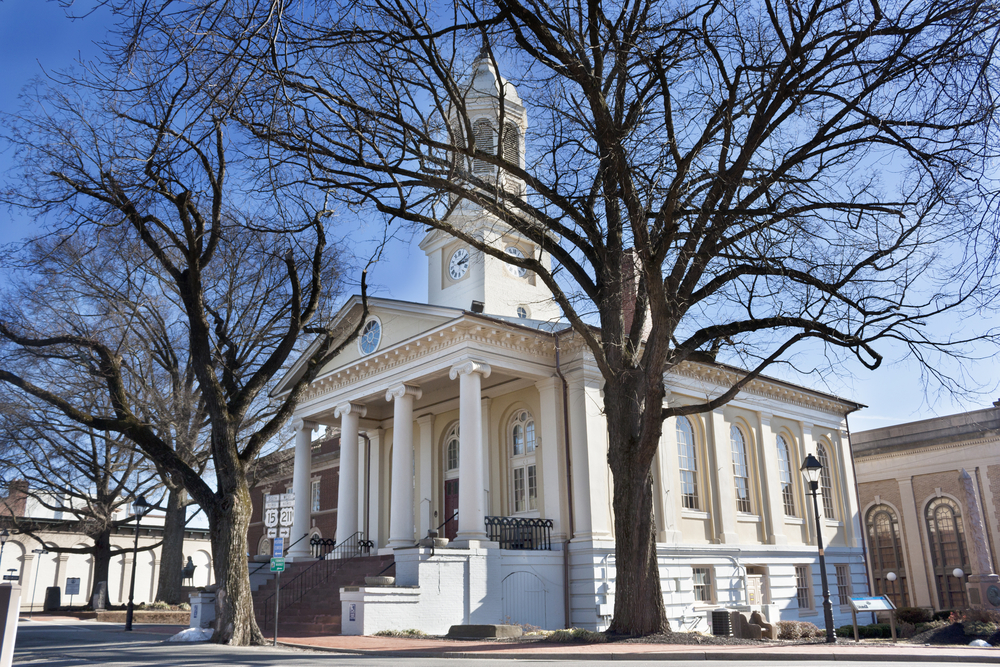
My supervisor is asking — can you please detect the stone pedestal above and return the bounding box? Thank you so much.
[966,573,1000,609]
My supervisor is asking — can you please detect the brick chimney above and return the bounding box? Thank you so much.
[0,480,28,518]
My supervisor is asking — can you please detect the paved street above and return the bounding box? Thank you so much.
[10,618,1000,666]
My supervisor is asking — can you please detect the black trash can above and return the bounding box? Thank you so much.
[711,609,731,636]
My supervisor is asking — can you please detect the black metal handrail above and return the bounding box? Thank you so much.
[260,531,373,636]
[485,516,553,550]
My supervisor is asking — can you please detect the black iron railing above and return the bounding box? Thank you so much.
[260,531,374,636]
[484,516,553,550]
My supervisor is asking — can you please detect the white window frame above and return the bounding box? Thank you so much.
[677,416,699,511]
[795,565,814,610]
[816,442,836,519]
[508,409,538,515]
[777,434,796,517]
[311,479,321,513]
[730,424,753,514]
[692,566,714,603]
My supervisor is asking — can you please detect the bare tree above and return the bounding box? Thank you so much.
[0,395,161,605]
[0,61,361,643]
[215,0,999,635]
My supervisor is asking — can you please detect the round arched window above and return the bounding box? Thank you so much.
[358,317,382,356]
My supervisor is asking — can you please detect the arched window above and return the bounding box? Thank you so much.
[677,417,699,510]
[730,425,752,513]
[926,497,968,609]
[442,422,460,540]
[472,119,495,173]
[501,121,519,165]
[444,423,460,476]
[816,442,836,519]
[509,410,537,513]
[776,435,796,516]
[866,504,909,607]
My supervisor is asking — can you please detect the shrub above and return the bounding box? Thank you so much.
[776,621,821,640]
[897,621,916,639]
[546,628,608,644]
[777,621,802,640]
[915,619,947,634]
[964,608,1000,624]
[965,621,999,637]
[178,602,190,611]
[373,628,427,638]
[836,625,855,638]
[896,607,932,624]
[934,609,955,621]
[148,601,171,611]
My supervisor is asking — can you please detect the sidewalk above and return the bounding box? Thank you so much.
[279,633,1000,662]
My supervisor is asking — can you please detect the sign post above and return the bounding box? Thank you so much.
[848,595,897,642]
[264,493,292,647]
[65,577,81,607]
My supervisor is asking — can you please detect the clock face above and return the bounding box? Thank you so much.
[449,248,470,280]
[505,246,527,277]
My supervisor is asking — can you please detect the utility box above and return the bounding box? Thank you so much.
[43,586,61,611]
[189,591,216,630]
[711,609,731,636]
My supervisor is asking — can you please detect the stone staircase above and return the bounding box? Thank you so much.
[252,554,394,638]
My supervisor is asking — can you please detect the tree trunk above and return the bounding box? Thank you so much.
[209,478,264,645]
[90,529,112,609]
[604,373,670,636]
[155,486,188,604]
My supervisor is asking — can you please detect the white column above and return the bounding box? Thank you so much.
[289,418,317,558]
[365,428,384,548]
[536,377,565,540]
[386,383,422,549]
[417,414,435,539]
[450,360,491,545]
[335,402,367,544]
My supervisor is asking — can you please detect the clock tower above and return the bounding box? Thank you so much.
[419,53,560,322]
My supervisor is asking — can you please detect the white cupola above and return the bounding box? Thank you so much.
[420,51,560,323]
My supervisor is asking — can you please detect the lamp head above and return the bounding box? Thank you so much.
[133,495,152,516]
[953,568,965,579]
[886,572,897,582]
[800,453,823,485]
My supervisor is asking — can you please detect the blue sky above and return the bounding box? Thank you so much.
[1,1,998,433]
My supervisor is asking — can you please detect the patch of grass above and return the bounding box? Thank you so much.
[546,628,608,644]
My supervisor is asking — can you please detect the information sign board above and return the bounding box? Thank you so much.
[849,595,896,612]
[2,575,18,582]
[65,578,81,596]
[269,557,285,573]
[273,536,284,556]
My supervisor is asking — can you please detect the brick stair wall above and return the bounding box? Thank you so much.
[253,554,394,638]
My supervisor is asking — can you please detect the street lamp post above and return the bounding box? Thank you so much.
[125,495,152,631]
[29,547,48,620]
[801,453,836,643]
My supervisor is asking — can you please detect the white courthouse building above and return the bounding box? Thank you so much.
[271,55,870,635]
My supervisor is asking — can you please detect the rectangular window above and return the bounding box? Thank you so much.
[692,567,713,602]
[795,566,813,609]
[311,479,321,513]
[527,464,537,511]
[513,467,525,512]
[835,565,850,606]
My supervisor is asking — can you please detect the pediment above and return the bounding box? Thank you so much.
[271,296,463,397]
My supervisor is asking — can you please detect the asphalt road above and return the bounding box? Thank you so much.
[9,620,986,667]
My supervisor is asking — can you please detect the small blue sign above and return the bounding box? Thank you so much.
[273,536,284,557]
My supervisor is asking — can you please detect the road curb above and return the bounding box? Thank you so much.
[277,640,1000,662]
